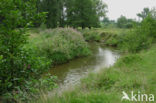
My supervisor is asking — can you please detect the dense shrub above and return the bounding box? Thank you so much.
[37,28,91,64]
[3,73,57,102]
[0,47,53,101]
[0,0,55,102]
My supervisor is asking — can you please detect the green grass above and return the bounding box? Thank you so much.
[80,27,130,35]
[95,28,130,35]
[79,28,130,43]
[34,44,156,103]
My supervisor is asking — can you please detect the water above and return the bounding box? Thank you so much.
[49,43,120,87]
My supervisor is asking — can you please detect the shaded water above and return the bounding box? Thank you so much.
[49,43,120,87]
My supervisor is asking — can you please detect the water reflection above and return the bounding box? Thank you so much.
[49,43,119,86]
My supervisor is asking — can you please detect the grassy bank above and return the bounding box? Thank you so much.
[29,16,156,102]
[27,28,91,65]
[30,17,156,102]
[35,43,156,103]
[80,28,130,42]
[16,16,156,102]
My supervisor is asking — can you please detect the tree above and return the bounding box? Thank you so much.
[74,0,94,28]
[38,0,107,28]
[137,8,151,20]
[39,0,64,28]
[59,0,66,27]
[65,0,76,27]
[117,15,127,28]
[65,0,107,29]
[117,15,135,28]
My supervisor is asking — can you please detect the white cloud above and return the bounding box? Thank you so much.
[103,0,156,20]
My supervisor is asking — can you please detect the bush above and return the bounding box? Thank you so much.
[0,47,52,100]
[37,28,91,64]
[118,31,153,52]
[0,0,49,97]
[3,74,57,102]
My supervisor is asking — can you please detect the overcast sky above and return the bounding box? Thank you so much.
[103,0,156,20]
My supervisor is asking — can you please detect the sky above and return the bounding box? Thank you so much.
[102,0,156,20]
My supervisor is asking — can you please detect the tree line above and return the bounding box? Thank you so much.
[37,0,107,29]
[101,7,156,29]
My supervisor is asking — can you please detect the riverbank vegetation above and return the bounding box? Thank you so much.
[0,0,105,102]
[28,28,91,65]
[105,15,156,52]
[33,8,156,103]
[36,43,156,103]
[0,0,156,102]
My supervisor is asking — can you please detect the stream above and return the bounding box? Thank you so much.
[49,43,120,88]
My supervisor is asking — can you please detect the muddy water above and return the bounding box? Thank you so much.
[49,43,120,87]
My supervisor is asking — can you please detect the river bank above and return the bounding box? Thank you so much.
[9,25,155,102]
[49,43,120,87]
[34,43,156,103]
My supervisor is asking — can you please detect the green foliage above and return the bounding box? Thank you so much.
[101,17,116,28]
[83,30,101,42]
[38,0,107,28]
[119,16,156,52]
[117,32,150,52]
[0,0,51,99]
[105,34,119,46]
[34,28,91,65]
[80,28,130,43]
[117,15,136,28]
[66,0,107,28]
[4,74,57,102]
[140,15,156,38]
[106,16,156,53]
[137,8,151,20]
[38,0,64,28]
